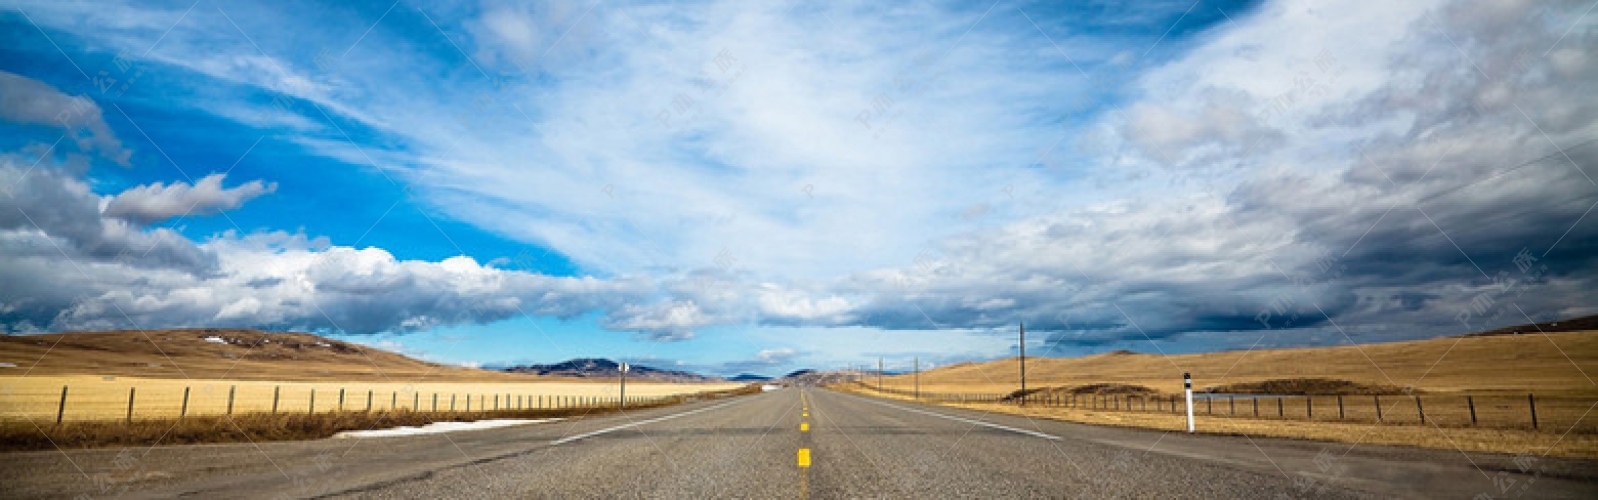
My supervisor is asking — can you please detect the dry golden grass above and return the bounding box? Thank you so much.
[835,385,1598,459]
[880,331,1598,397]
[843,331,1598,458]
[0,329,552,381]
[0,385,762,452]
[0,375,747,422]
[0,329,743,423]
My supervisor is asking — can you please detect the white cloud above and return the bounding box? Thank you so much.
[0,70,132,165]
[104,173,277,224]
[5,0,1596,354]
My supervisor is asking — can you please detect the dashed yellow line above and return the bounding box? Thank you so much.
[799,389,813,500]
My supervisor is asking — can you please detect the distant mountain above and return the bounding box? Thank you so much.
[778,368,870,386]
[727,373,772,382]
[502,358,721,383]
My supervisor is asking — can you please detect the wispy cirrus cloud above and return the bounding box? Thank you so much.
[1,0,1594,371]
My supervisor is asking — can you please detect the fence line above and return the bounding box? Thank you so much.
[853,382,1595,433]
[6,384,703,424]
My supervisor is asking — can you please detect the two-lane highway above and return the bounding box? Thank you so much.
[2,387,1595,498]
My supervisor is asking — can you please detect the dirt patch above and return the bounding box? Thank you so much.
[1063,383,1159,395]
[1209,378,1411,395]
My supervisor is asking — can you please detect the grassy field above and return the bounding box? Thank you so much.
[841,330,1598,458]
[835,384,1598,459]
[0,329,744,423]
[0,385,762,452]
[0,329,556,381]
[0,375,746,422]
[876,331,1598,397]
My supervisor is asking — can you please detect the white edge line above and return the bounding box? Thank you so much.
[550,399,744,445]
[843,392,1061,441]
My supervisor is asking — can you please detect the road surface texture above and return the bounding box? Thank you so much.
[2,387,1595,498]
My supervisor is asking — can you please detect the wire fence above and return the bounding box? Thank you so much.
[2,383,681,424]
[854,382,1597,433]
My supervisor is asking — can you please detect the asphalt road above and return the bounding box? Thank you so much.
[2,387,1596,498]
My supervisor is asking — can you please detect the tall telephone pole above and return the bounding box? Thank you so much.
[877,357,883,392]
[1019,320,1026,406]
[914,356,920,400]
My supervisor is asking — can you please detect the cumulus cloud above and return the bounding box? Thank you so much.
[104,173,277,224]
[0,70,132,165]
[4,0,1595,359]
[0,153,659,335]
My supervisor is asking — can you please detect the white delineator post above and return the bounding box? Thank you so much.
[620,362,629,410]
[1184,372,1195,433]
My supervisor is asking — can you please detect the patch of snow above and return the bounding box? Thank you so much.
[202,336,227,344]
[313,341,331,347]
[761,384,782,392]
[0,362,17,368]
[332,419,562,439]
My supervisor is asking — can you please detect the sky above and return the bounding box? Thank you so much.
[1,0,1595,377]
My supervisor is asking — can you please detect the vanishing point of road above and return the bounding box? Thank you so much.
[3,388,1595,498]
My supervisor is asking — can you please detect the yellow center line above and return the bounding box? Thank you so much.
[797,448,811,467]
[800,422,809,432]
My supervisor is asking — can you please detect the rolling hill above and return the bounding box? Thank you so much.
[876,322,1598,397]
[0,329,558,382]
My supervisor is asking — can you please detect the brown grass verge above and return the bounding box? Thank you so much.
[834,384,1598,459]
[0,385,760,452]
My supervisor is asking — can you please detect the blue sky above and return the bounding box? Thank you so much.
[2,0,1595,377]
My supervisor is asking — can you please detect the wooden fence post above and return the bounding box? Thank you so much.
[1528,393,1538,429]
[1337,395,1344,420]
[338,388,345,412]
[126,387,136,423]
[1307,397,1313,419]
[1229,395,1235,415]
[366,390,373,412]
[1467,395,1477,425]
[55,385,70,425]
[414,392,420,411]
[1253,397,1259,417]
[180,386,190,418]
[272,386,280,414]
[310,389,316,413]
[391,391,396,411]
[1374,395,1382,422]
[227,385,236,416]
[1277,397,1283,418]
[1416,396,1424,424]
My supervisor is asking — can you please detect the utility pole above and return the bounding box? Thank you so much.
[619,362,629,410]
[914,356,920,401]
[877,357,883,392]
[1019,320,1027,406]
